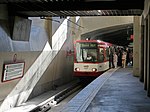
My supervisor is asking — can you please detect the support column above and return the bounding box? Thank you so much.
[133,16,141,77]
[144,18,148,90]
[0,4,8,20]
[147,14,150,96]
[45,17,52,48]
[139,20,144,82]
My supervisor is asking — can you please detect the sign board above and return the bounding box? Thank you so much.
[2,62,25,82]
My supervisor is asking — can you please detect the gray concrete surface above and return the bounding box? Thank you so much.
[4,80,79,112]
[61,68,119,112]
[86,68,150,112]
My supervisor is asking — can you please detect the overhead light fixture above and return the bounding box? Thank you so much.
[40,17,60,23]
[98,10,102,13]
[85,0,116,1]
[40,16,46,19]
[86,38,90,40]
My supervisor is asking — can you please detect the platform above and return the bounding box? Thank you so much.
[62,68,150,112]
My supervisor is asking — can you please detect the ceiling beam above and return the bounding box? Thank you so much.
[7,0,144,12]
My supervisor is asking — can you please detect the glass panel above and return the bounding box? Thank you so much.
[106,47,109,60]
[99,48,104,62]
[75,42,98,62]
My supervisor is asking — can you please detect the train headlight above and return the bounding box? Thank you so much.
[75,68,80,71]
[92,68,97,72]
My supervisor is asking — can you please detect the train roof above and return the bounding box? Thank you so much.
[74,40,112,46]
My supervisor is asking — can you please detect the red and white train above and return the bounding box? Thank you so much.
[74,40,112,78]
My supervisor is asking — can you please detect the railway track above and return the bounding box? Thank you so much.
[30,82,82,112]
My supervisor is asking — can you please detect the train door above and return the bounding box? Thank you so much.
[99,47,105,63]
[105,47,110,61]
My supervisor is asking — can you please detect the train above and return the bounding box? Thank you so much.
[73,40,112,78]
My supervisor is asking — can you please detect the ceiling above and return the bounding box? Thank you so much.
[0,0,144,46]
[1,0,144,17]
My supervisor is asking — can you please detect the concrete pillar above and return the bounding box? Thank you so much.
[133,16,141,77]
[12,16,32,41]
[147,14,150,96]
[139,20,144,82]
[144,18,148,90]
[68,17,76,50]
[45,17,52,48]
[0,4,8,20]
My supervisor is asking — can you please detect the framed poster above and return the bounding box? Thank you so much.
[2,62,25,82]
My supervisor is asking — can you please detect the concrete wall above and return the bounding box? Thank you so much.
[0,52,41,102]
[80,16,133,35]
[73,17,83,41]
[0,20,12,51]
[29,17,76,98]
[30,41,74,98]
[0,14,79,111]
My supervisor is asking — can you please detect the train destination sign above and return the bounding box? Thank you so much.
[81,43,97,48]
[2,62,25,82]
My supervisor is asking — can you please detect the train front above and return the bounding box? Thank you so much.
[74,40,102,77]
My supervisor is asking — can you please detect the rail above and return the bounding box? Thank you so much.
[30,82,82,112]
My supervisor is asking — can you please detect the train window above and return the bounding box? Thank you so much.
[75,43,83,62]
[75,43,98,62]
[99,48,104,62]
[83,49,97,62]
[106,47,109,60]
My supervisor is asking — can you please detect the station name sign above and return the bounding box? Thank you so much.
[2,62,25,82]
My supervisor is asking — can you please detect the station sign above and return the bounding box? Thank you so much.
[2,62,25,82]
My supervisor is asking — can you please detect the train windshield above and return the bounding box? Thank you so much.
[75,42,98,62]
